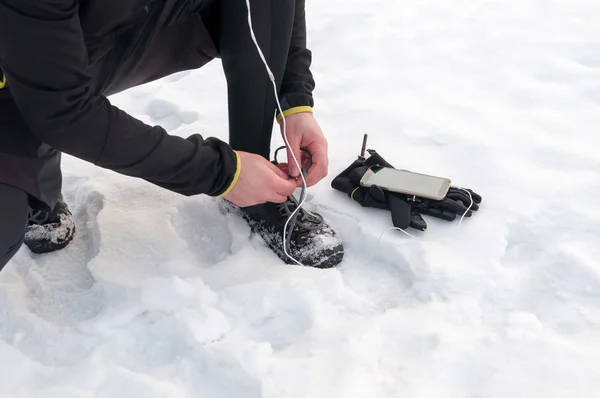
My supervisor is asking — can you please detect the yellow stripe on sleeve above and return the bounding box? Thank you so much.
[220,150,242,197]
[276,106,313,123]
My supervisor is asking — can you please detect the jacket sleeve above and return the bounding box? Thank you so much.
[0,0,238,197]
[277,0,316,116]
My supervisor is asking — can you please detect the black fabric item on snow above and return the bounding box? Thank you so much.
[331,149,482,231]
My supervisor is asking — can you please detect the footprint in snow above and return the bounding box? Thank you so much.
[181,345,265,398]
[0,289,100,367]
[170,199,235,267]
[12,181,106,326]
[0,181,106,366]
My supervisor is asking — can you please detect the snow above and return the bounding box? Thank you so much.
[2,0,600,396]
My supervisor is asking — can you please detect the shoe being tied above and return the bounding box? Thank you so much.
[25,195,76,254]
[222,195,344,269]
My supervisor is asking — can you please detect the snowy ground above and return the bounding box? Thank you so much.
[2,0,600,396]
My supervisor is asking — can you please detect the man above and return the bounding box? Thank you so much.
[0,0,344,271]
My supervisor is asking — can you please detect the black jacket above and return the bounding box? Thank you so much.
[0,0,315,197]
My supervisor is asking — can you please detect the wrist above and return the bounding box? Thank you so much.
[276,106,313,124]
[219,150,242,197]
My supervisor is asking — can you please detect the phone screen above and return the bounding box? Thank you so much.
[362,166,450,199]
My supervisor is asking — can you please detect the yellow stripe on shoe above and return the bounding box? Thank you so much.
[220,150,242,197]
[0,74,6,89]
[276,106,313,123]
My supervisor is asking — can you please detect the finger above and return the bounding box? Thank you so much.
[305,167,327,187]
[277,162,290,176]
[420,207,457,221]
[300,151,313,170]
[447,191,479,212]
[305,142,329,186]
[287,147,302,178]
[447,191,472,207]
[277,164,303,187]
[438,198,471,216]
[266,165,297,197]
[267,162,302,191]
[468,189,483,204]
[451,187,482,204]
[285,137,303,178]
[275,178,298,197]
[266,160,293,180]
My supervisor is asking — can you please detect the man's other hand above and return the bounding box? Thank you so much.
[280,112,329,187]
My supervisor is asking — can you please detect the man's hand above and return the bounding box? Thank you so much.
[280,112,329,187]
[222,151,297,207]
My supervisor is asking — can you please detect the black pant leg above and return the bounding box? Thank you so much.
[0,183,29,272]
[219,0,295,159]
[0,67,63,212]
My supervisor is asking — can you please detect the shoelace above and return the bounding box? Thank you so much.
[273,146,324,251]
[278,194,324,251]
[27,209,50,225]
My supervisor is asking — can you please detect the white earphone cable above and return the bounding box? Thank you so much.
[245,0,308,266]
[245,2,474,267]
[364,188,474,265]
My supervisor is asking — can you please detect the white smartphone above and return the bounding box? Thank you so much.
[360,166,451,200]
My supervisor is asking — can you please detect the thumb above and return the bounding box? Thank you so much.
[266,161,297,195]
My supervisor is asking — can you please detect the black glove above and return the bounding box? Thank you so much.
[331,150,482,231]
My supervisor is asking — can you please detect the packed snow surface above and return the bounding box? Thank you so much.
[2,0,600,396]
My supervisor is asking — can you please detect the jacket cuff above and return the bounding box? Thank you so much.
[279,93,314,109]
[276,93,314,123]
[276,106,313,123]
[218,150,242,197]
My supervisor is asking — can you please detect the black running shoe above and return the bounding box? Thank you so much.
[221,196,344,269]
[24,195,76,254]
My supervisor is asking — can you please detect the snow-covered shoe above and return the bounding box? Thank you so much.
[222,196,344,268]
[24,195,75,254]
